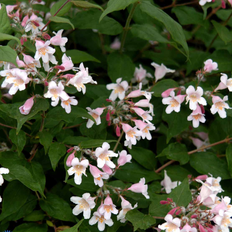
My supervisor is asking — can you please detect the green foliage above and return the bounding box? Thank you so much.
[0,45,17,66]
[152,79,179,97]
[0,33,20,45]
[72,1,103,11]
[9,129,26,154]
[212,20,232,44]
[66,49,100,63]
[50,0,72,16]
[0,4,11,34]
[50,16,75,29]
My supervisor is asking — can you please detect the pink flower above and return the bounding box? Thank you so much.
[162,88,177,98]
[102,164,113,175]
[133,119,155,140]
[86,107,105,128]
[151,62,175,82]
[132,107,153,123]
[59,54,74,72]
[66,151,75,167]
[133,64,152,83]
[158,214,181,232]
[187,104,206,128]
[215,73,232,92]
[161,170,181,194]
[117,150,132,167]
[19,96,35,115]
[121,123,141,146]
[61,96,78,114]
[89,164,109,187]
[99,195,118,219]
[50,29,68,52]
[110,38,121,50]
[181,223,197,232]
[203,59,218,73]
[128,177,149,199]
[210,95,230,118]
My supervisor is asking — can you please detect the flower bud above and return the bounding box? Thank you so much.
[66,151,75,167]
[19,96,35,115]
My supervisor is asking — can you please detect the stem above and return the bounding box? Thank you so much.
[63,123,82,129]
[119,2,139,54]
[113,131,124,152]
[99,33,106,55]
[41,0,70,31]
[207,12,232,52]
[0,123,17,129]
[161,0,197,10]
[155,137,232,173]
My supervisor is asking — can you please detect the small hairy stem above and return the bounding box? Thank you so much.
[0,123,17,129]
[41,0,70,32]
[119,2,139,54]
[161,0,198,10]
[63,123,82,129]
[155,137,232,173]
[113,131,124,152]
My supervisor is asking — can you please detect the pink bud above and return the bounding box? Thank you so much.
[200,104,205,114]
[199,224,206,232]
[21,15,29,27]
[161,88,176,98]
[176,209,182,215]
[116,125,121,137]
[67,147,74,153]
[102,164,113,175]
[221,0,226,8]
[195,175,208,180]
[32,20,40,27]
[168,208,177,215]
[44,81,48,86]
[191,215,197,218]
[66,151,75,167]
[54,65,65,70]
[167,198,173,202]
[106,99,112,102]
[42,33,51,40]
[160,200,168,205]
[206,228,213,232]
[62,74,75,79]
[107,121,111,126]
[19,97,35,115]
[106,111,110,121]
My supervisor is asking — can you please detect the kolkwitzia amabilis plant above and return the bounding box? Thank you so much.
[1,0,232,231]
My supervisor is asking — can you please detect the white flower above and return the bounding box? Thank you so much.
[67,158,89,185]
[117,196,137,223]
[25,13,45,35]
[213,210,232,231]
[106,78,129,101]
[50,29,68,52]
[133,120,155,140]
[86,107,105,128]
[128,177,150,199]
[0,167,9,186]
[215,73,232,92]
[210,95,230,118]
[44,81,69,106]
[187,104,206,128]
[99,195,118,220]
[151,62,175,82]
[95,142,118,168]
[186,85,207,110]
[89,164,109,187]
[122,123,142,145]
[70,193,95,219]
[203,59,218,73]
[61,96,78,114]
[161,170,181,194]
[199,0,212,6]
[158,214,181,232]
[89,211,113,231]
[162,91,186,114]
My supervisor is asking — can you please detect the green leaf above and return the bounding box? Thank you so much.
[169,178,192,207]
[190,152,230,180]
[158,143,189,165]
[0,181,30,221]
[126,209,156,231]
[0,33,20,45]
[226,144,232,177]
[63,219,83,232]
[107,53,135,82]
[39,131,53,154]
[66,49,100,63]
[48,143,66,171]
[100,0,138,21]
[216,9,232,27]
[202,1,221,19]
[114,162,160,183]
[0,152,45,195]
[0,45,17,66]
[9,129,26,154]
[13,223,47,232]
[50,16,74,29]
[23,210,45,222]
[39,193,76,222]
[0,4,11,34]
[79,139,116,149]
[0,98,49,133]
[172,6,205,26]
[140,1,189,58]
[72,9,123,35]
[131,24,170,43]
[50,0,72,17]
[212,20,232,44]
[72,1,103,11]
[151,79,179,97]
[62,136,89,145]
[162,108,190,142]
[129,147,157,170]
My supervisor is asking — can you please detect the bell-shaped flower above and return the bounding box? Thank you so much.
[86,107,105,128]
[50,29,68,52]
[161,170,181,194]
[34,40,57,65]
[132,107,153,123]
[213,210,232,231]
[121,123,142,145]
[1,68,31,95]
[102,164,113,175]
[132,64,152,84]
[180,223,197,232]
[19,96,35,115]
[162,88,177,98]
[16,56,25,68]
[67,158,89,185]
[0,167,9,186]
[89,210,113,231]
[133,119,155,140]
[215,73,232,92]
[117,150,132,167]
[24,13,45,34]
[44,81,69,106]
[158,214,181,232]
[186,85,207,110]
[128,177,149,199]
[210,95,230,118]
[151,62,175,82]
[70,193,95,219]
[67,63,96,94]
[23,53,41,75]
[187,104,206,128]
[95,142,118,168]
[66,151,75,167]
[89,164,109,187]
[117,196,137,223]
[106,78,129,101]
[162,90,186,114]
[110,38,121,50]
[99,195,118,220]
[61,96,78,114]
[59,54,73,72]
[203,59,218,73]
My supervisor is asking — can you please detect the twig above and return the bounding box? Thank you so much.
[113,131,124,152]
[155,137,232,173]
[0,123,17,129]
[161,0,198,10]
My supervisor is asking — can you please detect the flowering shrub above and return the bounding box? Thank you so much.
[1,0,232,231]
